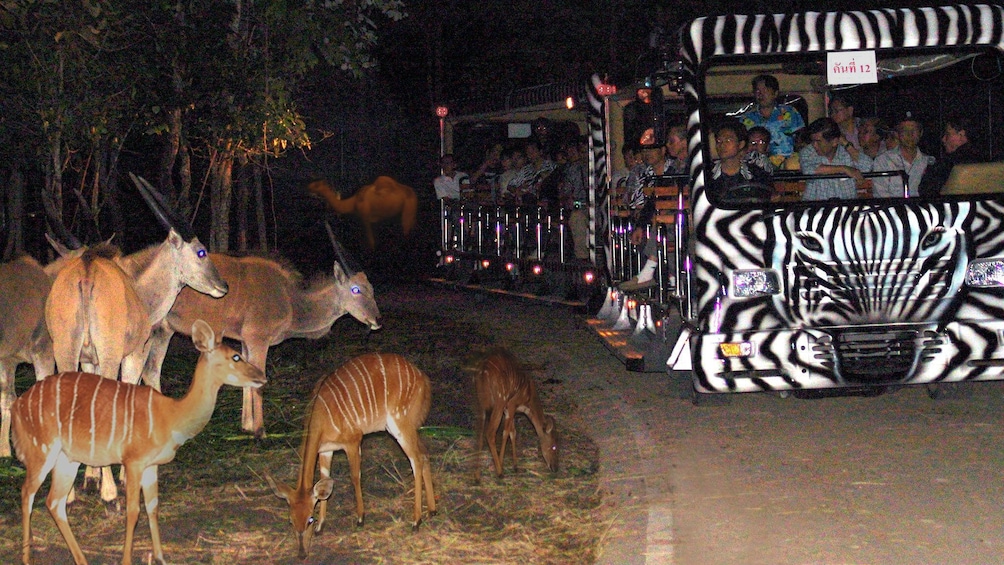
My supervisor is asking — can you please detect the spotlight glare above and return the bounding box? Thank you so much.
[583,271,595,284]
[532,264,543,275]
[481,259,491,269]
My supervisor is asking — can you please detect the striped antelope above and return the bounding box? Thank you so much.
[265,353,435,559]
[12,319,266,565]
[0,255,75,458]
[44,173,228,503]
[474,349,558,479]
[142,225,380,437]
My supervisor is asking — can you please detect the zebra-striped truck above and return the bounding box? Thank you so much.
[436,3,1004,399]
[666,3,1004,399]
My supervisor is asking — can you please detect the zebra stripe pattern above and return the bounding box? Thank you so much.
[587,74,609,272]
[675,4,1004,391]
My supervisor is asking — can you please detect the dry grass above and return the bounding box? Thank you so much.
[0,284,603,564]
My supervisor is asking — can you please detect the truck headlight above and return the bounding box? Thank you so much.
[966,259,1004,287]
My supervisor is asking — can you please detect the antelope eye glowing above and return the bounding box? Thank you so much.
[307,517,315,525]
[351,285,361,295]
[197,249,207,258]
[232,354,241,362]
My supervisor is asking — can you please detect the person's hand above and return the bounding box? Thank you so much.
[846,166,866,186]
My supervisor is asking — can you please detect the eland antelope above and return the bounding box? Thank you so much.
[142,224,381,437]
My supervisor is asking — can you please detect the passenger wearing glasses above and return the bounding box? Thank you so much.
[744,126,774,174]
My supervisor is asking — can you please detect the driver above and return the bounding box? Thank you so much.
[709,117,773,202]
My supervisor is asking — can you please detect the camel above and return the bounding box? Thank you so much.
[307,177,418,250]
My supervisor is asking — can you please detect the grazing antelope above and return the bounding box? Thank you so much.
[266,353,436,559]
[12,319,266,565]
[142,229,381,437]
[307,176,418,250]
[474,349,558,479]
[45,173,228,503]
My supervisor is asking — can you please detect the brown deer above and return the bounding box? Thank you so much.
[0,255,68,458]
[307,176,418,250]
[141,231,381,437]
[474,349,558,479]
[265,353,436,559]
[11,320,266,565]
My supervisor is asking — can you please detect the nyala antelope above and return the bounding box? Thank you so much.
[266,353,436,559]
[473,348,558,479]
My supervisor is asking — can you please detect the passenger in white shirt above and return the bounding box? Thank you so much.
[434,154,469,200]
[872,112,932,198]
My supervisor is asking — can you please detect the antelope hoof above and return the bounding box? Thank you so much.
[411,519,422,532]
[355,516,365,528]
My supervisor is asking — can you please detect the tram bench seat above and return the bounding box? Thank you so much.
[653,185,686,225]
[771,179,873,202]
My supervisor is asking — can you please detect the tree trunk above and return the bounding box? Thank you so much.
[158,107,183,197]
[254,162,268,251]
[236,162,248,252]
[3,169,25,260]
[178,138,193,221]
[209,150,233,253]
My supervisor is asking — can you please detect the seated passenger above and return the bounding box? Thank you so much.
[709,117,773,203]
[433,154,469,201]
[829,94,862,151]
[872,111,933,198]
[918,113,982,198]
[858,117,888,160]
[497,145,528,204]
[800,117,873,201]
[744,126,775,174]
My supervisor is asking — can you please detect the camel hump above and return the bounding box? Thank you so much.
[371,176,414,196]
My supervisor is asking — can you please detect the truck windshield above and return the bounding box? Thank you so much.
[698,47,1004,208]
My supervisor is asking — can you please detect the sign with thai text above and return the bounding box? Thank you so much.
[827,50,878,85]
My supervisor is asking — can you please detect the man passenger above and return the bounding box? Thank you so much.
[872,111,932,198]
[800,117,873,201]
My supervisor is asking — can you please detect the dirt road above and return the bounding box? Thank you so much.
[414,283,1004,565]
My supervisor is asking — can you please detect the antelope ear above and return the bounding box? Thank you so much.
[191,319,215,352]
[45,233,75,257]
[265,473,293,502]
[544,415,556,435]
[312,478,335,501]
[331,261,348,283]
[167,228,184,248]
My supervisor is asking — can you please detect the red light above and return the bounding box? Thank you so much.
[444,255,455,264]
[596,83,617,96]
[627,299,637,309]
[532,264,543,276]
[481,259,491,269]
[583,271,595,284]
[435,106,449,118]
[505,263,516,272]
